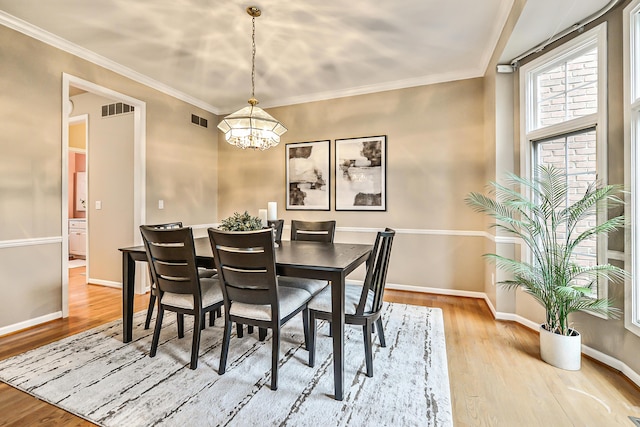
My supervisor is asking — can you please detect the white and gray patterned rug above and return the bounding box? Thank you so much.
[0,303,452,426]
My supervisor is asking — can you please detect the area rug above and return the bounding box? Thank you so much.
[0,303,452,426]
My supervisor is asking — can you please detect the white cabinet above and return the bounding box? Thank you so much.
[69,219,86,258]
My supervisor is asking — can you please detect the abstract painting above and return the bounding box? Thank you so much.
[286,140,330,210]
[335,135,386,211]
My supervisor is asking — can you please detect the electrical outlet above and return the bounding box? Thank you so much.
[158,200,164,209]
[95,200,102,210]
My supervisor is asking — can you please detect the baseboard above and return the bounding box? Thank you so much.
[495,311,541,331]
[483,295,498,318]
[0,311,62,337]
[88,278,122,289]
[385,282,487,299]
[582,345,640,388]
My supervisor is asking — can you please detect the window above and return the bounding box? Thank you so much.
[532,48,598,130]
[625,0,640,335]
[520,24,607,302]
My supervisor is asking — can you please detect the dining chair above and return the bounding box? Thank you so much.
[143,222,219,330]
[143,222,183,330]
[267,219,284,244]
[290,220,336,243]
[278,220,337,331]
[235,219,283,340]
[140,225,224,370]
[208,228,311,390]
[307,228,395,377]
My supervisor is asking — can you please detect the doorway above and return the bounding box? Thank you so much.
[61,73,147,318]
[68,114,88,270]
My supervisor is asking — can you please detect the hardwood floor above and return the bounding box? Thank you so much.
[387,290,640,426]
[1,272,640,426]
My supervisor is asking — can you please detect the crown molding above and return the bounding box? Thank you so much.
[255,68,484,111]
[0,11,221,115]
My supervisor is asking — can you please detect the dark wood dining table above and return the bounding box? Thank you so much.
[119,237,372,401]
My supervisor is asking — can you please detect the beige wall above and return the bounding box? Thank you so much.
[218,80,487,290]
[0,23,218,328]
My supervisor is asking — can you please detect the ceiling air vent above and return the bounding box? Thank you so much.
[101,102,134,118]
[191,114,208,128]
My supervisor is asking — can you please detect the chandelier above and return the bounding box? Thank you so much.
[217,6,287,150]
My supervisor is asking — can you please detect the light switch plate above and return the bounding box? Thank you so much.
[95,201,102,210]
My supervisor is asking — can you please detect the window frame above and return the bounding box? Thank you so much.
[625,0,640,337]
[519,23,609,309]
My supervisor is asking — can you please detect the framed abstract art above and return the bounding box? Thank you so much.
[286,140,330,210]
[335,135,386,211]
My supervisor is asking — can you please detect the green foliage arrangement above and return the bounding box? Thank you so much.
[465,165,627,336]
[218,211,264,231]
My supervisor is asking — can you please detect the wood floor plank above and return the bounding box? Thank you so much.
[2,276,640,425]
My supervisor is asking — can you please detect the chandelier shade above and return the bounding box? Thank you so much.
[217,6,287,150]
[218,103,287,150]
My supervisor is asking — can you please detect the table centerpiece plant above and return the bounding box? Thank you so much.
[465,165,627,370]
[218,211,264,231]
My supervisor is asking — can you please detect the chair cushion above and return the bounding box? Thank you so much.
[198,268,217,279]
[277,276,329,296]
[229,285,310,322]
[308,284,374,315]
[161,278,223,310]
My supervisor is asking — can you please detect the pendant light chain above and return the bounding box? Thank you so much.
[251,15,256,100]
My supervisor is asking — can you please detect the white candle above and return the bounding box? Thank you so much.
[258,209,268,226]
[267,202,277,221]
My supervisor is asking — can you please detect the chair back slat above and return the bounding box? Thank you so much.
[146,222,183,230]
[140,225,201,298]
[208,228,278,308]
[291,220,336,243]
[142,222,184,289]
[356,228,395,315]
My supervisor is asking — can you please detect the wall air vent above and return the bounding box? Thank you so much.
[101,102,134,118]
[191,114,208,128]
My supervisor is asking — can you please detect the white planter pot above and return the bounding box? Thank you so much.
[539,325,581,371]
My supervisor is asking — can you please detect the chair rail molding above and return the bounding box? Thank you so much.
[0,236,62,249]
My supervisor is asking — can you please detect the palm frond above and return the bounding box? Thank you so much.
[466,164,626,334]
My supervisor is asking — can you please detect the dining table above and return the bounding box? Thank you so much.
[119,237,372,401]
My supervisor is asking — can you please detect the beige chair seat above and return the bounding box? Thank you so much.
[198,268,217,279]
[230,285,310,321]
[161,277,223,310]
[308,284,373,315]
[277,276,328,297]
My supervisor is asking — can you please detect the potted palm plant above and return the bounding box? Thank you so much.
[465,165,626,370]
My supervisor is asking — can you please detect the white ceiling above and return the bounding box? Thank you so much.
[0,0,612,114]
